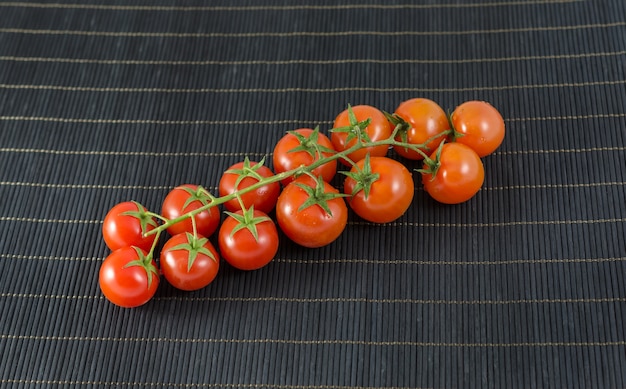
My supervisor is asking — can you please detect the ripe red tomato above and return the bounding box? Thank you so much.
[272,128,337,185]
[275,175,348,248]
[331,104,392,166]
[218,159,280,214]
[388,98,450,160]
[420,142,484,204]
[218,209,279,271]
[161,184,221,237]
[160,232,220,291]
[99,246,159,308]
[102,201,158,251]
[343,156,414,223]
[451,100,505,157]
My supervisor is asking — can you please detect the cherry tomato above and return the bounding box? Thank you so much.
[331,104,392,166]
[161,184,221,237]
[102,201,158,252]
[275,175,348,248]
[160,232,220,291]
[388,98,450,160]
[218,158,280,214]
[343,156,414,223]
[218,209,279,271]
[420,142,484,204]
[99,246,159,308]
[451,100,505,157]
[272,128,337,185]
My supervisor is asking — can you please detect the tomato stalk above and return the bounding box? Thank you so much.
[144,127,449,238]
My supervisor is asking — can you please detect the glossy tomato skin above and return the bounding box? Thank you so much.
[218,210,279,271]
[331,105,392,166]
[218,161,280,213]
[275,176,348,248]
[451,100,505,157]
[160,233,220,291]
[421,143,484,204]
[343,157,414,223]
[392,98,450,160]
[161,184,221,237]
[102,201,158,252]
[99,246,159,308]
[272,128,337,185]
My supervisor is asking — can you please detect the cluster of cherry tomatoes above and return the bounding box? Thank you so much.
[98,98,505,308]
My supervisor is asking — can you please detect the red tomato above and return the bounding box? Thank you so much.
[272,128,337,185]
[160,232,220,291]
[420,143,484,204]
[275,175,348,248]
[161,184,221,237]
[331,104,392,166]
[343,156,414,223]
[99,246,159,308]
[451,100,505,157]
[388,98,450,160]
[218,159,280,213]
[218,209,279,271]
[102,201,158,252]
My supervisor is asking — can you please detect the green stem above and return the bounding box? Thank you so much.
[145,130,446,237]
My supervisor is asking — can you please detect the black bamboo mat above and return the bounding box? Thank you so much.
[1,1,625,388]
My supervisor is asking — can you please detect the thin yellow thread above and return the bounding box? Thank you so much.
[1,50,623,66]
[1,334,623,348]
[3,292,625,306]
[1,22,622,38]
[0,0,585,12]
[1,79,624,94]
[3,253,624,266]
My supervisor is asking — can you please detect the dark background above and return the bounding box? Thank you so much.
[1,1,625,388]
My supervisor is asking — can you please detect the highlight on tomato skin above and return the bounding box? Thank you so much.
[343,156,414,224]
[275,175,348,248]
[450,100,505,158]
[272,128,337,185]
[218,209,279,271]
[388,97,451,160]
[102,201,159,252]
[99,246,159,308]
[331,104,392,166]
[160,232,220,291]
[218,160,281,214]
[161,184,221,237]
[420,142,485,205]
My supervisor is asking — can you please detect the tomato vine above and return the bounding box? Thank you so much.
[98,100,505,307]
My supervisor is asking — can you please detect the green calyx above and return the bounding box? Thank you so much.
[295,175,348,217]
[224,206,272,242]
[340,153,380,199]
[168,232,217,271]
[120,200,159,236]
[415,140,445,180]
[330,104,372,144]
[180,185,216,210]
[288,126,336,160]
[225,156,267,189]
[123,246,160,287]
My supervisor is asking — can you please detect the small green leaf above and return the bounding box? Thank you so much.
[330,104,372,144]
[224,207,272,243]
[123,246,159,288]
[180,185,215,210]
[120,201,158,236]
[168,232,216,270]
[295,177,348,217]
[340,153,380,199]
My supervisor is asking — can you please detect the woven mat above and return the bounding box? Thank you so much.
[1,1,625,388]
